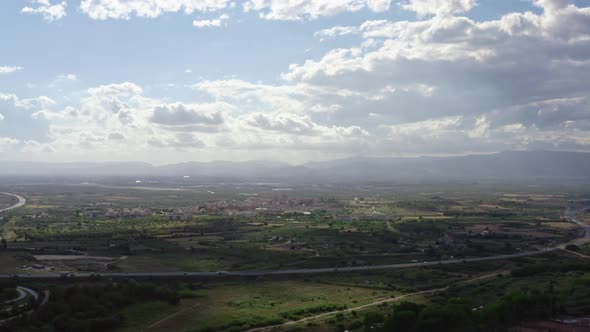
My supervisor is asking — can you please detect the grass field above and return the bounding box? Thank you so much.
[115,280,400,332]
[0,252,29,273]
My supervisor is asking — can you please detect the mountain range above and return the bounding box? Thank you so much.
[1,151,589,183]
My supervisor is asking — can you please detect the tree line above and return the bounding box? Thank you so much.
[3,281,180,332]
[365,285,563,332]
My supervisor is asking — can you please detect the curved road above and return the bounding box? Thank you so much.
[0,206,588,280]
[0,286,41,326]
[0,193,26,214]
[3,287,28,305]
[3,286,38,304]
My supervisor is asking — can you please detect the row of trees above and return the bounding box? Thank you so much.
[366,286,562,332]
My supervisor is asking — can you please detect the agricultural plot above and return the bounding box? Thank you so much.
[0,182,583,274]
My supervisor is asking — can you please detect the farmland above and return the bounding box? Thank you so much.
[1,179,590,331]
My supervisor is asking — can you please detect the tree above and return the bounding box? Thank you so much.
[364,312,384,332]
[384,310,417,331]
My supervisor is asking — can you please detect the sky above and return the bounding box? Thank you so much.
[1,0,590,164]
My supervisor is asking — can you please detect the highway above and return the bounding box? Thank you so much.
[0,205,588,281]
[0,193,26,213]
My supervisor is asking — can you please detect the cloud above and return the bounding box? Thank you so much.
[19,96,57,109]
[108,132,126,141]
[244,112,319,135]
[270,0,590,155]
[21,0,67,22]
[58,73,77,81]
[148,133,206,149]
[0,137,20,153]
[0,93,52,143]
[6,0,590,162]
[151,103,227,132]
[80,0,231,20]
[400,0,477,17]
[314,26,359,41]
[533,0,570,12]
[49,73,78,88]
[243,0,392,21]
[0,66,23,74]
[82,82,148,127]
[88,82,143,97]
[284,1,590,110]
[193,14,229,27]
[193,79,388,116]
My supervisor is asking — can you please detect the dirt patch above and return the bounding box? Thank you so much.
[543,222,578,229]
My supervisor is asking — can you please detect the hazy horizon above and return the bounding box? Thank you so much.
[0,149,537,166]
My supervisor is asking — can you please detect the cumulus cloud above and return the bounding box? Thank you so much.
[244,112,319,135]
[88,82,143,97]
[286,1,590,107]
[78,0,392,23]
[243,0,392,21]
[0,93,52,143]
[21,0,67,22]
[274,0,590,154]
[151,103,228,132]
[80,0,231,20]
[193,14,229,27]
[193,79,393,117]
[19,96,57,110]
[400,0,477,17]
[314,26,359,41]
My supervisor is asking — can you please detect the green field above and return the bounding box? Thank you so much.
[115,280,400,332]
